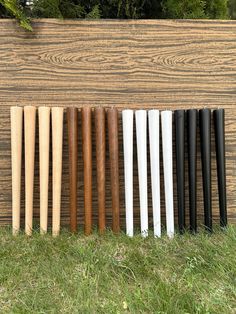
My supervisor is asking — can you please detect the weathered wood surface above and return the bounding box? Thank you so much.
[0,19,235,228]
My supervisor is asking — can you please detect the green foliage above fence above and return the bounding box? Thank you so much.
[0,0,235,30]
[0,0,32,30]
[229,0,236,18]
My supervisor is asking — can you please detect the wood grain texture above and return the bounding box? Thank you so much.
[0,19,235,229]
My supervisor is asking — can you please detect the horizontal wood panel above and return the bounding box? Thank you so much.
[0,19,235,229]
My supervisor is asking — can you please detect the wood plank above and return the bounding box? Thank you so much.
[0,19,235,228]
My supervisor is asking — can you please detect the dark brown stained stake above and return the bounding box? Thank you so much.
[82,107,92,235]
[95,107,106,234]
[67,107,78,233]
[107,108,120,233]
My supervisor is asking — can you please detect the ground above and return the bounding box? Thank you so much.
[0,226,235,313]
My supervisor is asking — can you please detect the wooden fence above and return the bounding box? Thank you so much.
[0,19,235,228]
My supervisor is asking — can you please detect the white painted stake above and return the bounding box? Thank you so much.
[161,111,174,238]
[38,107,50,234]
[122,110,134,237]
[148,110,161,237]
[52,107,64,237]
[11,106,23,235]
[135,110,148,237]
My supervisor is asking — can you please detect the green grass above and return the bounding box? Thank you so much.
[0,226,235,313]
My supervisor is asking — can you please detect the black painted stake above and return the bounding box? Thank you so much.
[175,110,185,234]
[199,108,212,232]
[187,109,197,233]
[213,109,227,227]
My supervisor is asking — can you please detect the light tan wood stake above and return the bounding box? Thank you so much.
[11,106,23,235]
[24,106,36,236]
[39,107,50,234]
[52,107,64,237]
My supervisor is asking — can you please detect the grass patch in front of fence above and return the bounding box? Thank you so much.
[0,225,235,313]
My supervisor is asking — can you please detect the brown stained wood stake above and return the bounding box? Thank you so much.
[24,106,36,236]
[67,107,78,233]
[95,107,106,234]
[107,108,120,233]
[82,107,92,235]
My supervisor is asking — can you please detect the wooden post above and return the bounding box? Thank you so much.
[82,107,92,235]
[38,107,50,234]
[161,111,174,238]
[95,107,106,234]
[214,109,227,227]
[52,107,64,237]
[187,109,197,233]
[11,106,23,235]
[148,110,161,237]
[199,109,212,232]
[67,107,78,233]
[107,108,120,233]
[122,109,134,237]
[175,110,186,234]
[135,110,148,237]
[24,106,36,236]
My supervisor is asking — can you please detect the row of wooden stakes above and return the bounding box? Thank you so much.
[11,106,227,237]
[11,106,120,237]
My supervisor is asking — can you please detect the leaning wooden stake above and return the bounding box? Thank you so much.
[11,106,23,235]
[52,107,64,237]
[24,106,36,236]
[39,107,50,234]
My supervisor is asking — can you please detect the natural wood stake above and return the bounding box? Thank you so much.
[24,106,36,236]
[82,107,92,235]
[11,106,23,235]
[39,107,50,234]
[52,107,64,237]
